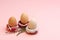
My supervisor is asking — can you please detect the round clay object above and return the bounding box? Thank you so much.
[8,16,17,27]
[28,20,37,29]
[20,13,29,24]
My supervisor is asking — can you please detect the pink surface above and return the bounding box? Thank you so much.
[0,0,60,40]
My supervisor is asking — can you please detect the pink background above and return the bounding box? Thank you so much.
[0,0,60,40]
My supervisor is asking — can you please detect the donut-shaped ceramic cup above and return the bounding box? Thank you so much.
[26,26,37,34]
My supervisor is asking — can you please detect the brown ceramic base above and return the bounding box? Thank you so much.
[18,24,26,28]
[6,24,17,32]
[18,21,28,28]
[26,31,38,35]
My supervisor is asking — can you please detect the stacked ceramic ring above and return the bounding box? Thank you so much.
[26,20,37,34]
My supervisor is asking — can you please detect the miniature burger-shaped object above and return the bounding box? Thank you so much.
[6,17,17,32]
[26,20,37,34]
[18,13,29,28]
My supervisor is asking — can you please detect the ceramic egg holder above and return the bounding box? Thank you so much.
[6,17,18,33]
[18,13,29,28]
[26,20,37,35]
[18,21,28,28]
[6,24,18,32]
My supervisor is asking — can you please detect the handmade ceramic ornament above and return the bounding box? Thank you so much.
[6,17,18,32]
[26,20,37,35]
[18,13,29,28]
